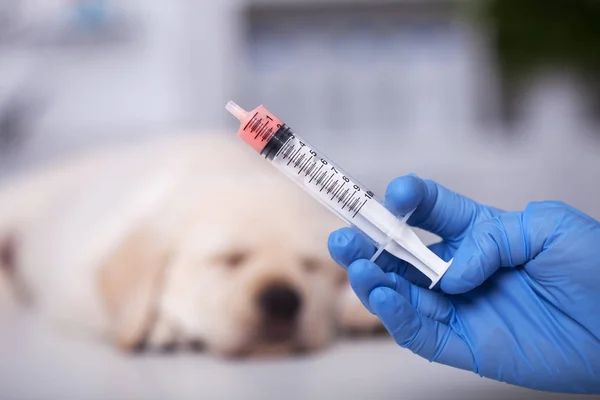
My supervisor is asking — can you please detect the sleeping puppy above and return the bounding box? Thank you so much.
[0,132,382,357]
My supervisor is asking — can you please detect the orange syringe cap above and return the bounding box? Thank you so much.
[226,100,283,154]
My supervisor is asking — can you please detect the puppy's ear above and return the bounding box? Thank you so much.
[333,260,349,287]
[97,225,172,352]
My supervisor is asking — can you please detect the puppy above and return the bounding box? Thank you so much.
[0,132,382,357]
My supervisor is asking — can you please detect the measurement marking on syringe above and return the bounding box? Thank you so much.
[274,139,292,159]
[340,190,349,203]
[287,147,301,166]
[353,199,368,218]
[332,183,345,200]
[327,180,337,194]
[316,171,327,186]
[342,192,356,210]
[338,189,350,203]
[291,150,303,166]
[315,171,325,186]
[309,165,323,183]
[294,154,306,169]
[305,162,316,177]
[261,128,274,142]
[347,197,360,213]
[320,175,334,193]
[255,123,271,141]
[298,159,311,175]
[250,118,262,135]
[253,121,266,139]
[327,181,338,196]
[281,144,295,160]
[269,136,368,217]
[243,112,259,131]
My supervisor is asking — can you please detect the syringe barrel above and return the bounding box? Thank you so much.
[227,102,380,227]
[263,124,384,232]
[228,102,450,288]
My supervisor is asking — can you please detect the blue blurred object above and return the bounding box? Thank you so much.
[71,0,108,29]
[328,174,600,394]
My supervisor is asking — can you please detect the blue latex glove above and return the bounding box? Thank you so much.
[328,174,600,394]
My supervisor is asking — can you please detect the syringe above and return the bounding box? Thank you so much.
[226,101,451,289]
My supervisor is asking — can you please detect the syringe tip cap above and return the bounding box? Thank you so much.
[226,102,283,154]
[225,100,247,122]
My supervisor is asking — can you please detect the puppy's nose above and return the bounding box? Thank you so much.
[258,284,301,321]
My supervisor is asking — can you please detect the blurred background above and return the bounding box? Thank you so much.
[0,0,599,399]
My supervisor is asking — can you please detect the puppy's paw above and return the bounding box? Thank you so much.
[0,272,17,309]
[338,284,384,336]
[143,316,181,353]
[0,234,23,309]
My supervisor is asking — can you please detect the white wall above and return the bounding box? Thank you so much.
[0,0,239,173]
[1,0,599,221]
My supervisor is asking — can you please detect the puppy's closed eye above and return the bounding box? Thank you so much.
[301,257,322,274]
[216,251,249,270]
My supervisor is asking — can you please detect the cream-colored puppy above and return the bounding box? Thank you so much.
[0,133,382,357]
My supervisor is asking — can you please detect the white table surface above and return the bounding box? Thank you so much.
[0,310,597,400]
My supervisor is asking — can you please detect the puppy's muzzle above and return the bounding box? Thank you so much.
[258,283,302,342]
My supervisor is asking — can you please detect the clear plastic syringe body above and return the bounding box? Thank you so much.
[226,101,451,289]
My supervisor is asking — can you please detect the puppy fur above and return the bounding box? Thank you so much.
[0,132,382,356]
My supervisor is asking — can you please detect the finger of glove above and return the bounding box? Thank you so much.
[384,174,500,241]
[348,259,454,323]
[329,227,432,287]
[370,287,476,372]
[347,259,395,313]
[393,274,456,325]
[441,211,534,294]
[328,227,399,270]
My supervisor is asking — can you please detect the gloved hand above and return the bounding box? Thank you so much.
[328,174,600,394]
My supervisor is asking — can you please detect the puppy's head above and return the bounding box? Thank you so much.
[158,175,347,357]
[97,169,347,357]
